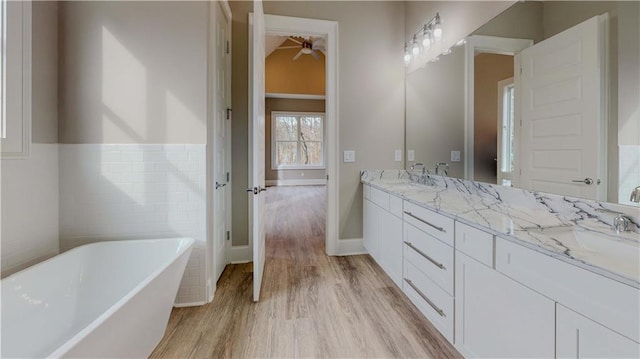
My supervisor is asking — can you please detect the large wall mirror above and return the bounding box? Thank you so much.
[405,1,639,207]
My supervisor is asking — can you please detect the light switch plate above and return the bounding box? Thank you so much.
[394,150,402,162]
[343,150,356,163]
[451,150,461,162]
[408,150,415,162]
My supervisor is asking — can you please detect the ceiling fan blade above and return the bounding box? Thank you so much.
[293,49,303,60]
[288,37,303,45]
[277,46,300,50]
[310,50,320,60]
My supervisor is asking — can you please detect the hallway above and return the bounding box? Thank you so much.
[150,185,460,358]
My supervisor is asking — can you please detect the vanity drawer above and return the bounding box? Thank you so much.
[403,201,454,246]
[496,237,640,341]
[370,186,390,210]
[389,194,403,218]
[404,259,454,343]
[455,222,494,268]
[404,223,454,295]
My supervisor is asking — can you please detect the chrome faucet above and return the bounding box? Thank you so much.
[597,208,633,234]
[408,162,435,186]
[630,186,640,203]
[613,214,630,235]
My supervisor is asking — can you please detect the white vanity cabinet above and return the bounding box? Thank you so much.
[556,304,640,358]
[362,184,403,287]
[454,224,555,358]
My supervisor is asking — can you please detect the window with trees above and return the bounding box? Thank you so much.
[272,112,324,169]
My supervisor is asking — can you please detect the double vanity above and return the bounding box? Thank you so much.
[362,170,639,358]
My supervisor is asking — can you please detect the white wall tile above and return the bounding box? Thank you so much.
[59,144,207,305]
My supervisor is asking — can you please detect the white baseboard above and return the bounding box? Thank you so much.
[265,179,327,187]
[174,301,206,308]
[336,238,367,256]
[230,245,251,263]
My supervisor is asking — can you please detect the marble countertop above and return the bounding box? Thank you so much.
[361,170,640,288]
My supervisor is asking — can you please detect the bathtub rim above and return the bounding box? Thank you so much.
[2,237,194,359]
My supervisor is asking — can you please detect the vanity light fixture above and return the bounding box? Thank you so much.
[455,38,466,47]
[404,12,443,67]
[442,48,452,55]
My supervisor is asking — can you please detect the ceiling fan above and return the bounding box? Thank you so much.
[276,37,326,60]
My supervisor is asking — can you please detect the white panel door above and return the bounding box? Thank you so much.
[519,15,607,200]
[556,304,640,358]
[213,2,231,282]
[249,0,266,302]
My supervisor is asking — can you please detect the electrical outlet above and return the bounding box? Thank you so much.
[394,150,402,162]
[343,150,356,163]
[451,150,461,162]
[408,150,415,162]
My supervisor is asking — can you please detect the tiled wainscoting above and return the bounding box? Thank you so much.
[620,145,640,206]
[59,144,207,305]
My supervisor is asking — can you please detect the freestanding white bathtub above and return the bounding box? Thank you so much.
[1,237,194,358]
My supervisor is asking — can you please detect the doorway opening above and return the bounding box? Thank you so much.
[263,32,328,253]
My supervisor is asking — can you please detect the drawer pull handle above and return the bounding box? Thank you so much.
[404,241,446,270]
[404,278,446,317]
[403,211,445,233]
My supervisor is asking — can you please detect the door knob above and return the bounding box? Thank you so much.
[216,182,227,189]
[571,178,594,185]
[246,187,258,195]
[259,186,267,193]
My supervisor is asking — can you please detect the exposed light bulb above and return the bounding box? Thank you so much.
[442,48,451,55]
[433,26,442,41]
[433,13,443,41]
[403,46,412,66]
[411,43,420,57]
[456,38,466,47]
[422,33,432,50]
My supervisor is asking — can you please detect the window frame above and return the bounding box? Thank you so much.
[271,111,325,170]
[1,0,31,159]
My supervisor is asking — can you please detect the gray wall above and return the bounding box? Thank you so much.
[230,1,406,246]
[33,0,58,144]
[265,98,326,182]
[58,1,208,144]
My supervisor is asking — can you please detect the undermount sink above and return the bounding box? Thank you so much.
[526,225,640,281]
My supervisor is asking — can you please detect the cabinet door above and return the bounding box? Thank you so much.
[455,251,555,358]
[363,198,378,258]
[379,211,403,287]
[556,304,639,358]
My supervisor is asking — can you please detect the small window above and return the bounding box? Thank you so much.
[1,0,31,158]
[272,112,324,169]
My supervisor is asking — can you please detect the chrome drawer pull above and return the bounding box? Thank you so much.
[404,241,446,270]
[404,278,446,317]
[403,211,445,233]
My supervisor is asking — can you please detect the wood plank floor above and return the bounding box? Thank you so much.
[150,185,461,358]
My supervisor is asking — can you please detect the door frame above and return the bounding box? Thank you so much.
[248,13,339,257]
[206,0,232,303]
[464,35,533,181]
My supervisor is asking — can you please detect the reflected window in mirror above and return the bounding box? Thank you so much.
[498,78,515,187]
